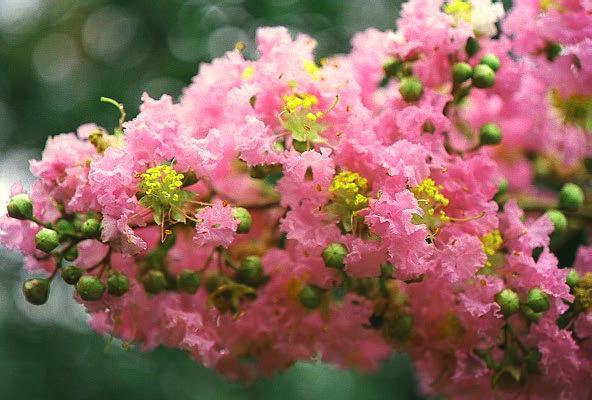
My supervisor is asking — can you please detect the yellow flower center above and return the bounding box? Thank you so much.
[444,0,473,24]
[139,164,184,205]
[330,171,370,210]
[550,90,592,132]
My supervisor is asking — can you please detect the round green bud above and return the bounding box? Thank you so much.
[292,140,308,153]
[521,305,542,323]
[480,54,501,72]
[558,183,584,212]
[7,194,33,220]
[107,272,130,296]
[545,209,567,234]
[203,272,222,293]
[566,269,580,289]
[22,278,50,305]
[479,123,502,145]
[383,57,402,77]
[75,275,105,301]
[452,62,473,84]
[81,218,102,239]
[495,288,520,317]
[391,314,413,340]
[35,228,60,253]
[527,288,550,313]
[55,219,75,237]
[544,42,562,62]
[177,269,201,294]
[63,245,79,262]
[238,256,264,286]
[465,37,480,57]
[232,207,252,234]
[399,77,423,102]
[299,285,322,309]
[141,270,167,294]
[61,265,84,285]
[322,243,348,269]
[472,64,496,88]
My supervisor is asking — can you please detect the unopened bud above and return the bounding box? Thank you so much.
[142,270,167,294]
[480,54,500,72]
[527,288,550,313]
[7,194,33,220]
[35,228,60,253]
[472,64,496,88]
[76,275,105,301]
[399,77,423,102]
[495,288,520,317]
[61,265,84,285]
[322,243,348,269]
[558,183,584,212]
[232,207,252,234]
[465,37,480,57]
[452,62,473,84]
[23,278,50,305]
[299,285,322,309]
[177,269,201,294]
[108,271,130,296]
[545,209,567,234]
[81,218,102,239]
[479,123,502,145]
[238,256,263,286]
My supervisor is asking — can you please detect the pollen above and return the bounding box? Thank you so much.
[481,230,503,257]
[139,164,185,206]
[242,66,255,80]
[411,178,450,209]
[444,0,472,24]
[574,272,592,312]
[329,171,370,210]
[303,59,321,80]
[283,93,319,113]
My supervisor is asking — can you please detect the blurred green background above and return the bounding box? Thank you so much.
[0,0,426,399]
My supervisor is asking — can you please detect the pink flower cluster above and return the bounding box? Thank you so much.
[2,1,592,398]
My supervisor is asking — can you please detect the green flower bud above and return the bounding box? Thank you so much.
[299,285,322,309]
[203,272,222,293]
[238,256,264,286]
[472,64,496,88]
[322,243,348,269]
[107,272,130,296]
[399,77,423,102]
[527,288,550,313]
[35,228,60,253]
[7,194,33,220]
[63,245,79,262]
[567,269,580,289]
[55,219,75,237]
[61,265,84,285]
[465,37,480,57]
[480,54,501,72]
[545,209,567,234]
[479,123,502,145]
[495,288,520,317]
[558,183,584,212]
[232,207,252,234]
[141,270,167,294]
[452,62,473,84]
[292,140,308,153]
[177,269,201,294]
[81,218,102,239]
[383,57,402,77]
[22,278,50,305]
[525,349,542,374]
[521,305,542,323]
[76,275,105,301]
[544,42,562,62]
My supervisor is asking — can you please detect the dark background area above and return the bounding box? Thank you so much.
[0,1,426,399]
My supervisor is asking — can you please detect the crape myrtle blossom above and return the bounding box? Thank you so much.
[2,1,592,398]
